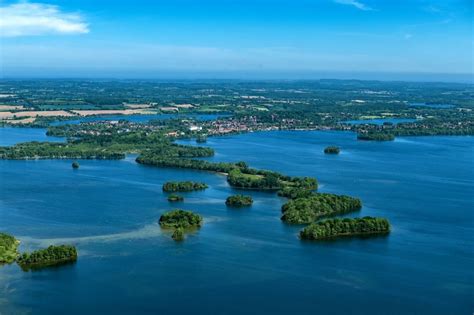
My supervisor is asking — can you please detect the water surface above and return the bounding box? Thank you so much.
[0,130,472,315]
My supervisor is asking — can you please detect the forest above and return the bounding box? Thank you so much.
[300,217,390,240]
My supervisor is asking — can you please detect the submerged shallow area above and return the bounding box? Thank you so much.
[0,129,472,314]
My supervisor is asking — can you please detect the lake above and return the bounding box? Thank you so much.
[0,127,64,146]
[342,118,418,125]
[0,129,472,315]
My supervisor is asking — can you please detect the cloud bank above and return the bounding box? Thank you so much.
[0,2,89,37]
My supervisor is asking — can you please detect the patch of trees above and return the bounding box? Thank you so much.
[0,233,20,264]
[162,181,208,192]
[225,195,253,207]
[300,217,390,240]
[357,132,395,141]
[17,245,77,271]
[159,209,203,241]
[277,187,314,199]
[281,193,362,224]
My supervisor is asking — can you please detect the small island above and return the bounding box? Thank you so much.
[172,227,185,241]
[225,195,253,207]
[357,132,395,141]
[159,209,203,241]
[167,194,184,202]
[300,217,390,240]
[162,181,208,192]
[281,193,362,224]
[72,161,80,169]
[324,146,340,154]
[0,232,20,264]
[159,209,203,229]
[16,245,78,271]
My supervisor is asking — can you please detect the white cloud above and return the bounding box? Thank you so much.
[0,2,89,37]
[334,0,373,11]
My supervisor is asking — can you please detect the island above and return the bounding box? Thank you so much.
[167,194,184,202]
[72,161,80,169]
[16,245,78,271]
[357,132,395,141]
[162,181,208,192]
[225,194,253,207]
[159,209,203,241]
[277,187,313,199]
[172,227,185,241]
[0,232,20,264]
[300,217,390,240]
[159,209,203,229]
[324,146,340,154]
[281,193,362,224]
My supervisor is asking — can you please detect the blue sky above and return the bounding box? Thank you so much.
[0,0,472,79]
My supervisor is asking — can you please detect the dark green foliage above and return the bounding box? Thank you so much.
[172,227,185,241]
[227,169,282,190]
[162,181,208,192]
[277,187,314,199]
[167,194,184,202]
[300,217,390,240]
[0,233,20,264]
[159,209,203,229]
[281,193,362,224]
[0,142,125,160]
[136,155,237,173]
[225,195,253,207]
[324,146,340,154]
[72,161,80,169]
[17,245,77,270]
[357,132,395,141]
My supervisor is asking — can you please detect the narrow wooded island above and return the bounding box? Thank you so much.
[162,181,208,192]
[17,245,78,271]
[300,217,390,240]
[225,195,253,207]
[281,193,362,224]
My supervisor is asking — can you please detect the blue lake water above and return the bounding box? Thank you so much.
[0,127,64,146]
[342,118,417,125]
[51,114,230,126]
[0,130,473,315]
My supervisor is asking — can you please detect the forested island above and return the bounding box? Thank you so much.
[159,209,203,241]
[357,132,395,141]
[162,181,208,192]
[281,193,362,224]
[16,245,78,271]
[324,146,340,154]
[72,161,80,169]
[0,233,20,264]
[225,195,253,207]
[300,217,390,240]
[159,209,203,229]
